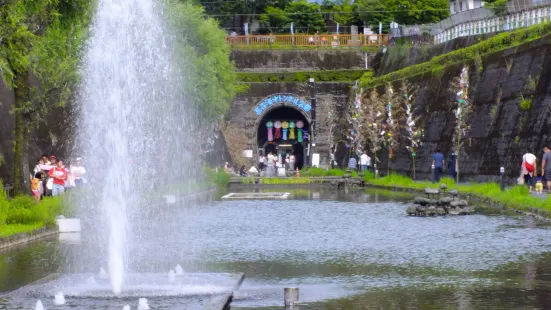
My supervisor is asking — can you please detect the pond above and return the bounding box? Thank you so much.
[2,188,551,309]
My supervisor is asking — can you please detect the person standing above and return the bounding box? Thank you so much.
[448,152,457,180]
[522,151,537,193]
[70,158,87,187]
[49,160,67,197]
[289,153,295,171]
[541,145,551,191]
[258,154,266,171]
[432,148,445,182]
[348,155,357,171]
[360,151,370,172]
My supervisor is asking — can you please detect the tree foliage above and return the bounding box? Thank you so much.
[0,0,94,193]
[354,0,449,29]
[167,0,238,120]
[259,0,326,33]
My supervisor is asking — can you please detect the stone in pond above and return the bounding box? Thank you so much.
[406,205,417,215]
[439,197,452,205]
[426,206,436,216]
[448,208,460,215]
[425,188,440,195]
[450,200,468,207]
[435,207,446,216]
[428,199,438,205]
[440,183,448,190]
[448,189,459,196]
[413,197,429,206]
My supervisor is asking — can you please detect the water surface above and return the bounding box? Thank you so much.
[2,189,551,309]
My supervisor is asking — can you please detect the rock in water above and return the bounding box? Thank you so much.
[406,205,417,215]
[439,197,452,205]
[440,183,447,190]
[427,206,436,216]
[425,188,440,195]
[436,207,446,216]
[450,200,468,207]
[448,189,459,196]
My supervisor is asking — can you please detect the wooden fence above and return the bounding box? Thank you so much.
[225,34,388,48]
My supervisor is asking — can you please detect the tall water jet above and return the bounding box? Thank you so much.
[78,0,193,295]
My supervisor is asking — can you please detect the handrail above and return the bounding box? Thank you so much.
[225,33,388,48]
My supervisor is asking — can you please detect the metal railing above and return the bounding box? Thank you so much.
[392,0,551,44]
[225,34,388,48]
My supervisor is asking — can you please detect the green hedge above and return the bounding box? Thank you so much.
[237,70,372,83]
[361,23,551,89]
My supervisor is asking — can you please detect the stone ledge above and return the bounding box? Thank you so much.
[0,227,58,250]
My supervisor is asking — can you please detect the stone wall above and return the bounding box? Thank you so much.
[373,37,551,183]
[231,49,374,72]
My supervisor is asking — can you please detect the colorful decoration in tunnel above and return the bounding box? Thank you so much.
[282,121,289,140]
[296,121,304,129]
[302,129,309,142]
[274,121,282,140]
[266,121,274,142]
[289,121,296,140]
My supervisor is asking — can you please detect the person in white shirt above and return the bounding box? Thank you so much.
[359,151,371,172]
[258,154,266,171]
[288,153,295,171]
[70,158,87,187]
[522,152,537,192]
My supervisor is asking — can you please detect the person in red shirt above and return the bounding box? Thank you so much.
[49,160,67,197]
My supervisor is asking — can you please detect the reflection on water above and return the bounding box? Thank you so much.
[2,189,551,309]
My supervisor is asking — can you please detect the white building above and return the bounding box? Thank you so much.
[449,0,484,14]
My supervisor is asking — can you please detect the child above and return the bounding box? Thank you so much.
[535,174,544,194]
[30,172,43,203]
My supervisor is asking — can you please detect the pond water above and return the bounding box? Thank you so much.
[2,188,551,309]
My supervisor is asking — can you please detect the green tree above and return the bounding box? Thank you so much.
[0,0,93,194]
[330,0,356,28]
[168,0,237,119]
[284,0,326,33]
[391,0,449,25]
[354,0,394,31]
[259,6,291,33]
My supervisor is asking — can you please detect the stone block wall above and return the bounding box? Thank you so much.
[374,37,551,182]
[231,50,374,72]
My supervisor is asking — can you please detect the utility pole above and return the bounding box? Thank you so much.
[308,78,317,168]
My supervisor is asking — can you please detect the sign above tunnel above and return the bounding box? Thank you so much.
[254,94,312,116]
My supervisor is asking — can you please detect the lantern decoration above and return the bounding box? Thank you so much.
[289,121,296,140]
[282,121,289,140]
[296,120,304,129]
[274,121,282,140]
[266,121,274,141]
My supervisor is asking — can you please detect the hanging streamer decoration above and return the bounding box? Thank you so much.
[296,121,304,142]
[289,121,296,140]
[274,121,282,140]
[266,121,274,142]
[282,121,289,140]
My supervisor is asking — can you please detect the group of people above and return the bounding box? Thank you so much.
[259,152,297,177]
[522,145,551,193]
[30,155,86,202]
[347,151,373,172]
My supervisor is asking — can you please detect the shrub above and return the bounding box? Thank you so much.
[519,98,532,110]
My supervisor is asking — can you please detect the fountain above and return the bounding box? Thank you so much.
[168,270,176,283]
[54,292,65,305]
[98,268,108,280]
[35,300,45,310]
[1,0,244,307]
[137,298,150,310]
[123,305,131,310]
[175,264,184,276]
